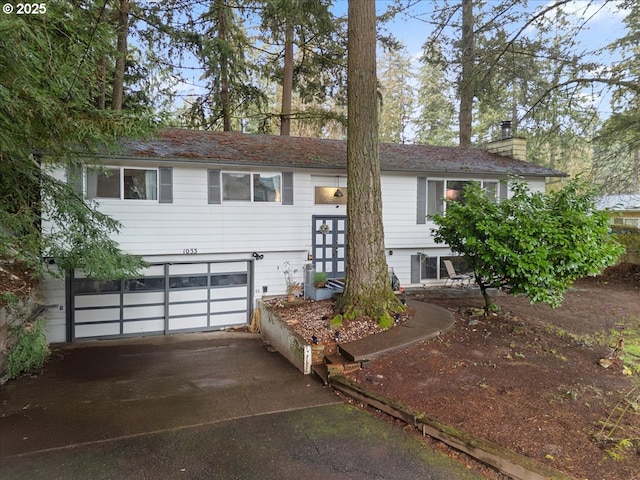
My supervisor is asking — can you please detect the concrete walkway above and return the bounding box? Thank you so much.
[339,299,455,362]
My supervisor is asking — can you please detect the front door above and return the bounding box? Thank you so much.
[312,215,347,279]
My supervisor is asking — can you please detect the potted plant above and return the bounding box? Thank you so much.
[313,271,328,288]
[305,271,334,301]
[282,261,301,302]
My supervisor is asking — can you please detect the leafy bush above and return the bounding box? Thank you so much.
[432,179,624,309]
[612,230,640,264]
[7,316,50,379]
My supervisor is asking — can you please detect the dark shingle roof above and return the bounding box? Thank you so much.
[115,128,565,178]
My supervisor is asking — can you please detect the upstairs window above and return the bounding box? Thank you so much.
[221,172,282,203]
[87,167,158,200]
[426,179,507,218]
[426,180,478,217]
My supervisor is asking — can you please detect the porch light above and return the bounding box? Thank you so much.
[333,189,344,197]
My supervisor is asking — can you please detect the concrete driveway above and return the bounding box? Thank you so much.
[1,332,484,479]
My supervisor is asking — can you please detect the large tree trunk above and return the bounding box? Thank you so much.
[111,0,129,111]
[335,0,402,325]
[280,19,294,136]
[458,0,474,147]
[218,0,231,131]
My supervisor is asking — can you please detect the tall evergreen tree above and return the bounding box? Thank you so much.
[592,1,640,193]
[335,0,403,326]
[256,0,346,135]
[414,44,457,146]
[0,2,152,277]
[378,46,415,144]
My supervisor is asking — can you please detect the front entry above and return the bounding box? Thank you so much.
[312,215,347,279]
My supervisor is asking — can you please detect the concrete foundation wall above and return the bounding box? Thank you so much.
[258,300,311,374]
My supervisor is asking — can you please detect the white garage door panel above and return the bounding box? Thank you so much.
[210,311,246,326]
[123,292,164,305]
[210,286,247,300]
[76,323,120,338]
[123,305,165,320]
[123,319,164,334]
[75,294,120,308]
[169,316,208,330]
[211,299,247,312]
[169,289,208,303]
[169,302,207,316]
[75,308,120,323]
[170,264,208,275]
[210,263,243,273]
[142,265,165,276]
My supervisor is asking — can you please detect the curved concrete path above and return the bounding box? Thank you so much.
[339,300,455,362]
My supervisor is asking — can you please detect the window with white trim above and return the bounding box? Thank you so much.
[412,254,471,282]
[87,167,158,200]
[222,172,282,203]
[426,179,507,218]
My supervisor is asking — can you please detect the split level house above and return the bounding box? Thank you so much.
[41,128,565,343]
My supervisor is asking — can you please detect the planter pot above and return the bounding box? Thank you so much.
[304,284,335,301]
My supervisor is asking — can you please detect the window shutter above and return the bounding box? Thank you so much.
[67,163,83,195]
[282,172,293,205]
[159,167,173,203]
[208,169,221,204]
[416,177,426,224]
[410,255,421,284]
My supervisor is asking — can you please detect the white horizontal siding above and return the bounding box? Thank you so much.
[40,164,551,343]
[40,273,67,343]
[91,167,316,256]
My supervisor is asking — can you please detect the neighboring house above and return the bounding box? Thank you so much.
[597,194,640,229]
[41,129,564,343]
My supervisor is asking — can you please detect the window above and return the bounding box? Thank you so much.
[169,275,208,289]
[124,169,157,200]
[425,178,507,220]
[210,273,248,286]
[74,278,121,294]
[88,167,120,198]
[411,254,471,282]
[254,174,281,202]
[222,172,282,203]
[87,167,158,200]
[124,277,165,292]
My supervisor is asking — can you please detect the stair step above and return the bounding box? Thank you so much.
[325,354,346,364]
[311,363,329,385]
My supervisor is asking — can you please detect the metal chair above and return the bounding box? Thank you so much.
[443,259,473,287]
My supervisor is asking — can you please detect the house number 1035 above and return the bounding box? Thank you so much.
[183,248,198,255]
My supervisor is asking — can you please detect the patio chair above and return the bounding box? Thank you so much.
[443,259,474,287]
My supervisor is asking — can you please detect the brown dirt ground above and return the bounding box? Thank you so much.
[280,265,640,480]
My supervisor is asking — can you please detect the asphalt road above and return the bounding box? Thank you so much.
[0,332,484,479]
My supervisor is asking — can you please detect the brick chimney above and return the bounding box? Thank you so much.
[486,121,527,161]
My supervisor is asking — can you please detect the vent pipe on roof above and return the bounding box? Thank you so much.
[500,121,512,139]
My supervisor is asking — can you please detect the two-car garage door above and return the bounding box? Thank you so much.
[70,260,252,340]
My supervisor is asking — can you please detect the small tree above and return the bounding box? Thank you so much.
[432,179,624,310]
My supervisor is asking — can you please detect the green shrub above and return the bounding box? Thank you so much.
[613,231,640,264]
[313,271,328,286]
[7,316,50,379]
